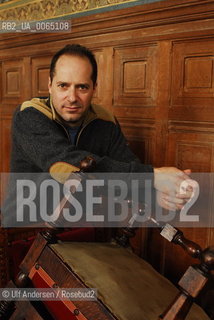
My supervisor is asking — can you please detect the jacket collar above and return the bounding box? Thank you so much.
[20,97,116,125]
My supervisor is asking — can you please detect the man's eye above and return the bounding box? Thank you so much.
[58,83,66,88]
[78,85,88,90]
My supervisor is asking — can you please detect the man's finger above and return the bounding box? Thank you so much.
[163,195,188,205]
[183,169,191,175]
[175,191,192,199]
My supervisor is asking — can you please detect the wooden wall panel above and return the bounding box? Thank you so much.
[113,44,158,119]
[119,118,156,164]
[31,56,51,97]
[92,47,113,110]
[166,131,214,172]
[176,142,212,172]
[170,39,214,122]
[1,60,24,106]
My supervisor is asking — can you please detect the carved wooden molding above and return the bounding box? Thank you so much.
[168,121,214,134]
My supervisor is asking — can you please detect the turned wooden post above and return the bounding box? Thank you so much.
[158,225,214,320]
[41,155,96,242]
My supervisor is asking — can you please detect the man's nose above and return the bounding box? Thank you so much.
[67,87,77,102]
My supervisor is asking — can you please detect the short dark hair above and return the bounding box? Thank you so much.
[49,44,97,86]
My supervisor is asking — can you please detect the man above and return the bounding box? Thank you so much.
[10,44,191,215]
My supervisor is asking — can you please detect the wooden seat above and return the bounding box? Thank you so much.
[1,231,211,320]
[45,241,210,320]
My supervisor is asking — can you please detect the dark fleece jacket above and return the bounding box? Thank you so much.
[10,97,153,174]
[3,98,154,227]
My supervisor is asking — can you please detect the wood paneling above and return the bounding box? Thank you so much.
[176,142,212,172]
[0,116,12,173]
[171,41,214,103]
[113,45,158,119]
[119,118,156,164]
[31,56,51,97]
[170,39,214,122]
[1,60,24,105]
[166,131,214,172]
[92,47,113,109]
[166,121,214,205]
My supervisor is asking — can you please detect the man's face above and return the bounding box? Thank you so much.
[48,54,96,124]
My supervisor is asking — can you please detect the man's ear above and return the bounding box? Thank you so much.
[48,77,52,94]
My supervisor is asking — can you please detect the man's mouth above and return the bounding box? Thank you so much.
[63,105,81,111]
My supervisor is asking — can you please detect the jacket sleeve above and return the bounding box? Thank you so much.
[94,119,153,173]
[106,119,142,163]
[12,107,153,174]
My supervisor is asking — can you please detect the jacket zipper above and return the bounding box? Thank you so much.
[55,120,71,142]
[55,118,96,146]
[75,118,96,146]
